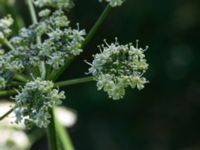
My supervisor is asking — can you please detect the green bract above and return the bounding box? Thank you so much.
[14,78,65,128]
[33,0,74,10]
[99,0,125,7]
[87,39,149,100]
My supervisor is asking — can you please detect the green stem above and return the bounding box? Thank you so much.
[82,4,111,48]
[54,76,94,88]
[14,73,29,82]
[0,90,16,97]
[55,117,74,150]
[41,61,46,79]
[3,39,15,51]
[27,0,37,24]
[47,108,58,150]
[0,106,15,121]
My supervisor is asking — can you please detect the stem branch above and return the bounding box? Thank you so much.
[3,39,15,51]
[27,0,37,24]
[55,76,94,87]
[14,73,29,82]
[55,117,74,150]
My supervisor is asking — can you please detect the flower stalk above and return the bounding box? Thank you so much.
[27,0,38,24]
[55,76,94,87]
[55,117,74,150]
[47,108,58,150]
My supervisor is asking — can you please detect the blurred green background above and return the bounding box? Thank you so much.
[1,0,200,149]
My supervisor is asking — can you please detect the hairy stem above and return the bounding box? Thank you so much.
[54,76,94,87]
[47,108,58,150]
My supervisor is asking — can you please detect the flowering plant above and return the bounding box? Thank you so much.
[0,0,149,149]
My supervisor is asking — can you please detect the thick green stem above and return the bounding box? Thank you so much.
[55,117,74,150]
[47,108,58,150]
[54,76,94,88]
[0,106,15,121]
[0,90,16,97]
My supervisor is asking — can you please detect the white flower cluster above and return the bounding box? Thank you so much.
[99,0,124,7]
[33,0,74,10]
[0,10,85,74]
[14,78,66,128]
[0,15,13,40]
[88,39,149,100]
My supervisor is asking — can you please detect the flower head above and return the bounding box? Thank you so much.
[99,0,125,7]
[87,39,149,100]
[14,78,66,128]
